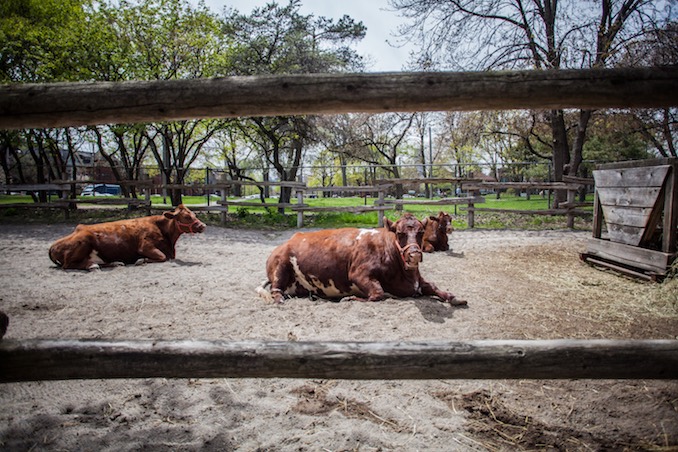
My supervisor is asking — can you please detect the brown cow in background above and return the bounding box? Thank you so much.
[258,213,465,306]
[422,211,453,252]
[49,204,205,271]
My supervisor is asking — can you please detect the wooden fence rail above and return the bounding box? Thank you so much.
[1,67,676,129]
[1,339,676,382]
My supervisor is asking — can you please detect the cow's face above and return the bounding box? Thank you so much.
[165,204,206,234]
[435,212,453,234]
[387,213,424,270]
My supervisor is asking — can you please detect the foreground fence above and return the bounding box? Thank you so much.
[1,339,676,382]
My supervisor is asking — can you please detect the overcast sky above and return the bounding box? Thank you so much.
[201,0,415,72]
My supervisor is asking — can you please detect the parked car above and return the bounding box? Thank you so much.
[81,184,121,196]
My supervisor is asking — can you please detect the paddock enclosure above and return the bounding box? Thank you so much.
[1,224,677,450]
[1,68,678,449]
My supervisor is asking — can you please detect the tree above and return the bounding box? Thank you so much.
[0,0,87,83]
[91,0,227,205]
[389,0,669,202]
[221,0,366,207]
[624,22,678,158]
[348,113,416,198]
[315,114,367,187]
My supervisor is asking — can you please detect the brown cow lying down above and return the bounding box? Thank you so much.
[49,204,205,271]
[422,211,453,252]
[258,213,466,305]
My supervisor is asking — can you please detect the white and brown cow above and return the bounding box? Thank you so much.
[258,213,466,305]
[422,211,453,253]
[49,204,205,271]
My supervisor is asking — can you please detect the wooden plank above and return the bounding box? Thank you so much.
[562,175,594,185]
[595,158,677,171]
[1,67,677,129]
[0,203,68,209]
[0,184,69,191]
[1,339,676,382]
[292,205,390,213]
[375,178,472,185]
[306,186,385,193]
[596,187,663,208]
[75,198,149,205]
[592,191,603,239]
[220,201,299,208]
[606,223,645,246]
[166,181,306,190]
[465,207,591,216]
[386,196,485,206]
[187,205,229,212]
[663,164,678,253]
[593,165,670,188]
[600,205,654,228]
[580,255,657,281]
[463,182,582,190]
[585,238,675,273]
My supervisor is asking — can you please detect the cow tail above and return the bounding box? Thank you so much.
[255,280,274,303]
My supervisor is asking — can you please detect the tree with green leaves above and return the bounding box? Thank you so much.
[85,0,227,205]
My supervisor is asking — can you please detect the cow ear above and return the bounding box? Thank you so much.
[384,218,396,232]
[164,211,176,220]
[421,217,429,227]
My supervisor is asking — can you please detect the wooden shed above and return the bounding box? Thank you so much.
[581,158,677,279]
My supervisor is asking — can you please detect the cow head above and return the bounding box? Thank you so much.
[385,213,424,270]
[422,211,452,252]
[165,204,206,234]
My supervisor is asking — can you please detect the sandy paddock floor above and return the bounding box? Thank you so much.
[1,221,677,451]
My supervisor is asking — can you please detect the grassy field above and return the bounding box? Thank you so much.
[0,192,593,230]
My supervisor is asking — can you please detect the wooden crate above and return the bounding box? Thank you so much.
[582,158,677,278]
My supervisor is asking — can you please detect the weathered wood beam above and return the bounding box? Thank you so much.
[1,67,676,129]
[1,339,676,382]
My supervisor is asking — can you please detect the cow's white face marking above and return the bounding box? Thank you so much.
[356,229,378,241]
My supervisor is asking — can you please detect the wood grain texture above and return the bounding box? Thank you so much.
[1,339,677,382]
[1,67,677,129]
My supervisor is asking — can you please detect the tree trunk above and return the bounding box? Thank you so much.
[570,109,592,177]
[550,110,569,205]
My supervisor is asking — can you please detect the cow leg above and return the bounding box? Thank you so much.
[269,267,294,304]
[348,271,386,302]
[419,279,467,306]
[136,243,168,265]
[56,239,104,271]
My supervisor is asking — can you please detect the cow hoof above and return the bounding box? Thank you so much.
[112,261,125,267]
[448,297,467,306]
[135,258,147,266]
[87,264,101,272]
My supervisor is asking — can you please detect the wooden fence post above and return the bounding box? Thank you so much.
[566,189,576,228]
[296,189,305,228]
[377,190,385,227]
[220,189,228,225]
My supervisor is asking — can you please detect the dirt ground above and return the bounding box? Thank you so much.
[1,220,677,451]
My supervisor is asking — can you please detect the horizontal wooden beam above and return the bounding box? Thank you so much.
[375,178,478,185]
[462,182,583,190]
[385,196,485,206]
[1,67,676,129]
[1,339,676,382]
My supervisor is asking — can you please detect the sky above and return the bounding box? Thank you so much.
[201,0,416,72]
